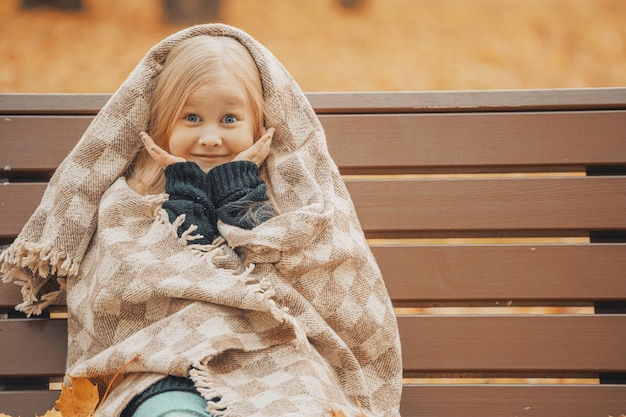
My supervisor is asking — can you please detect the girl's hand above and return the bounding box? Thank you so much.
[234,127,274,167]
[140,131,186,168]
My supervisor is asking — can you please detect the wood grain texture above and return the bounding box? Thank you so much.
[347,176,626,232]
[373,244,626,302]
[3,177,625,238]
[2,89,626,114]
[0,182,47,238]
[2,315,625,377]
[0,319,67,377]
[397,315,626,373]
[1,116,92,172]
[399,385,626,417]
[3,111,624,173]
[323,111,626,170]
[0,391,61,417]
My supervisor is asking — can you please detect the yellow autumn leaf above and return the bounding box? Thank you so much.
[55,376,99,417]
[0,413,14,417]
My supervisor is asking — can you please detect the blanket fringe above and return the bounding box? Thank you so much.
[189,366,229,417]
[1,240,73,316]
[254,273,309,348]
[1,238,80,280]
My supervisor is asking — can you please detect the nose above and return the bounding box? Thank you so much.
[198,127,222,146]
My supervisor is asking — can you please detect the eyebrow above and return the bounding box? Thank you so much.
[185,92,247,108]
[222,96,247,107]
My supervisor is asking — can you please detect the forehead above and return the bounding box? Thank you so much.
[185,72,250,107]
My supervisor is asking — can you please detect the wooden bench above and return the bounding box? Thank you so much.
[1,89,626,416]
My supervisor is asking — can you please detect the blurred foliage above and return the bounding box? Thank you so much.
[0,0,625,92]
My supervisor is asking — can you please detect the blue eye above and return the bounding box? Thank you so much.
[223,115,237,124]
[185,114,200,123]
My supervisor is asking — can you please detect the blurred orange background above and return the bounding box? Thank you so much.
[1,0,625,93]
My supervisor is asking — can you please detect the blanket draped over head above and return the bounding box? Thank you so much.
[0,24,402,417]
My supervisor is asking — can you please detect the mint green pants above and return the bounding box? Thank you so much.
[132,390,215,417]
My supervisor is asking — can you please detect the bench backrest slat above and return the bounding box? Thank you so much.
[3,111,625,176]
[3,176,624,239]
[375,244,626,302]
[399,315,626,373]
[325,111,626,172]
[1,116,93,173]
[347,177,626,232]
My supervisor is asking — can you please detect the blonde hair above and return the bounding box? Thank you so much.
[127,36,266,195]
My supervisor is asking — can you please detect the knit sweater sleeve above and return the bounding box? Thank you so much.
[162,161,218,245]
[208,160,276,230]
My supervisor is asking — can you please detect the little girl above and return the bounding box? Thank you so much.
[1,24,403,417]
[122,35,277,417]
[130,35,276,247]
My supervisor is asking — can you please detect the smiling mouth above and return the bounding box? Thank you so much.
[192,154,227,159]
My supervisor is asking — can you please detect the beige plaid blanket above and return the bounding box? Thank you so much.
[0,24,402,417]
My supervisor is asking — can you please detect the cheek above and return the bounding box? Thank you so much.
[166,130,188,158]
[232,128,255,152]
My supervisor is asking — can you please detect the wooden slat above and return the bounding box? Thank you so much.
[373,244,626,302]
[0,315,626,376]
[0,182,47,238]
[3,111,624,173]
[0,319,67,377]
[0,281,23,307]
[0,281,66,308]
[0,93,108,115]
[1,385,623,417]
[3,89,626,115]
[397,315,626,373]
[307,88,626,113]
[399,385,626,417]
[347,176,626,233]
[2,316,624,377]
[323,111,626,170]
[4,244,623,307]
[2,177,625,239]
[0,391,61,417]
[1,116,92,171]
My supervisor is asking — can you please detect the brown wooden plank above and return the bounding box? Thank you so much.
[0,319,67,376]
[1,385,625,417]
[4,245,623,307]
[347,176,626,233]
[373,244,626,302]
[0,182,47,238]
[0,391,61,417]
[8,316,624,377]
[324,111,626,170]
[0,385,624,417]
[1,116,92,172]
[307,88,626,113]
[0,93,108,115]
[397,315,626,373]
[4,111,623,173]
[4,89,625,115]
[2,177,625,239]
[0,281,23,308]
[400,385,626,417]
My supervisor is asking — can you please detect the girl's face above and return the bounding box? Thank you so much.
[168,72,255,173]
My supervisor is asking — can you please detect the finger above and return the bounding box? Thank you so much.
[140,132,184,168]
[260,127,275,142]
[253,127,274,152]
[140,132,159,157]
